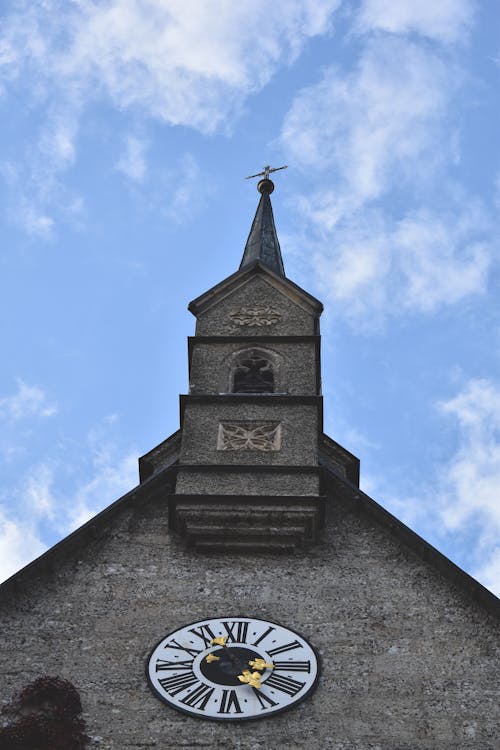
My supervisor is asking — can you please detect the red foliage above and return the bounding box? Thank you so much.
[0,676,88,750]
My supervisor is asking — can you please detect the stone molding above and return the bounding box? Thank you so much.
[168,494,325,552]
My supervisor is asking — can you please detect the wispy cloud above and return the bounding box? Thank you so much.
[372,378,500,596]
[0,510,46,583]
[282,37,457,212]
[0,0,340,235]
[293,201,491,326]
[356,0,475,43]
[68,451,137,531]
[0,414,138,584]
[24,463,56,520]
[164,153,212,223]
[0,379,58,421]
[116,135,148,182]
[280,15,495,326]
[438,378,500,534]
[437,378,500,595]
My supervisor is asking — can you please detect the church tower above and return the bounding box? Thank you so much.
[0,175,498,748]
[159,174,355,553]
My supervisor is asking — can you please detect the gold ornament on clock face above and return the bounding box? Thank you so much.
[146,616,319,721]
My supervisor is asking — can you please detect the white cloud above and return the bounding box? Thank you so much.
[393,206,490,312]
[116,135,148,181]
[164,152,211,223]
[280,29,495,324]
[0,413,139,583]
[365,378,500,596]
[38,112,78,170]
[357,0,475,44]
[0,510,47,583]
[19,205,55,239]
[281,37,456,210]
[474,547,500,597]
[436,378,500,595]
[438,378,500,532]
[0,0,340,235]
[24,464,56,520]
[68,451,138,531]
[306,203,491,325]
[0,379,58,421]
[1,0,339,133]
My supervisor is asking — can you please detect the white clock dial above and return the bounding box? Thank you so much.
[146,616,319,721]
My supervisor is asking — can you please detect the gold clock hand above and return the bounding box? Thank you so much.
[248,658,274,671]
[210,636,228,647]
[205,653,220,663]
[237,670,262,689]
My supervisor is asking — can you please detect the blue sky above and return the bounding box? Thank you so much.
[0,0,499,594]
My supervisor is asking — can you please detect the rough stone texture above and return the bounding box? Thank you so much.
[175,469,320,496]
[1,490,498,749]
[169,494,325,550]
[194,275,319,337]
[179,402,320,467]
[189,339,319,395]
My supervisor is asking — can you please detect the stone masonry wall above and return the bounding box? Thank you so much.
[195,275,318,337]
[1,488,498,750]
[189,340,318,396]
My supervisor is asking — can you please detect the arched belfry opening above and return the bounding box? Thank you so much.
[232,350,275,394]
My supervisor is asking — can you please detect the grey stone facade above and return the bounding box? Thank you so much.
[0,487,498,749]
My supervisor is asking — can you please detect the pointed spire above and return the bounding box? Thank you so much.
[240,178,285,277]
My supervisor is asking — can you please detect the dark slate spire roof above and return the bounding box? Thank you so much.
[239,178,285,277]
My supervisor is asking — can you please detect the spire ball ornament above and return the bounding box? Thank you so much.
[245,164,288,193]
[257,178,274,194]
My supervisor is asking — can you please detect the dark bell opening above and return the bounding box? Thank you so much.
[233,356,274,394]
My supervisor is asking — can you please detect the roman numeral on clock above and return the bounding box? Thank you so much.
[263,673,305,697]
[158,671,198,696]
[188,623,216,648]
[155,658,194,672]
[218,689,242,714]
[252,687,278,710]
[252,625,275,647]
[180,683,215,711]
[221,620,249,643]
[267,639,302,657]
[273,660,311,673]
[164,638,201,658]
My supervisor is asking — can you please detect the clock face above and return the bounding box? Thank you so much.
[146,616,319,721]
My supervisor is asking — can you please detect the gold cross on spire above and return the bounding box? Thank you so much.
[245,164,288,181]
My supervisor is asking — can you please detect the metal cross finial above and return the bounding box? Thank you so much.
[245,164,288,181]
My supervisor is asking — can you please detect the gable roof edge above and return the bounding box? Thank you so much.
[188,261,323,317]
[0,463,178,602]
[323,466,500,618]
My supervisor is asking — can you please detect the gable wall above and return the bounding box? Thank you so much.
[194,275,318,337]
[1,489,498,750]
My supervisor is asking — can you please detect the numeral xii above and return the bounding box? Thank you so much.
[221,620,249,643]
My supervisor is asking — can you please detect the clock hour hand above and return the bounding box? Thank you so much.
[237,670,262,689]
[248,658,274,671]
[210,636,228,647]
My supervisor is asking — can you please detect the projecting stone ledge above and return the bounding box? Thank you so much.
[168,495,325,552]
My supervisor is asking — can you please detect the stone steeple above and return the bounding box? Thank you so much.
[158,178,357,552]
[239,178,285,277]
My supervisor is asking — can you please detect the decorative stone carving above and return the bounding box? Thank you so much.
[228,305,281,327]
[217,422,281,451]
